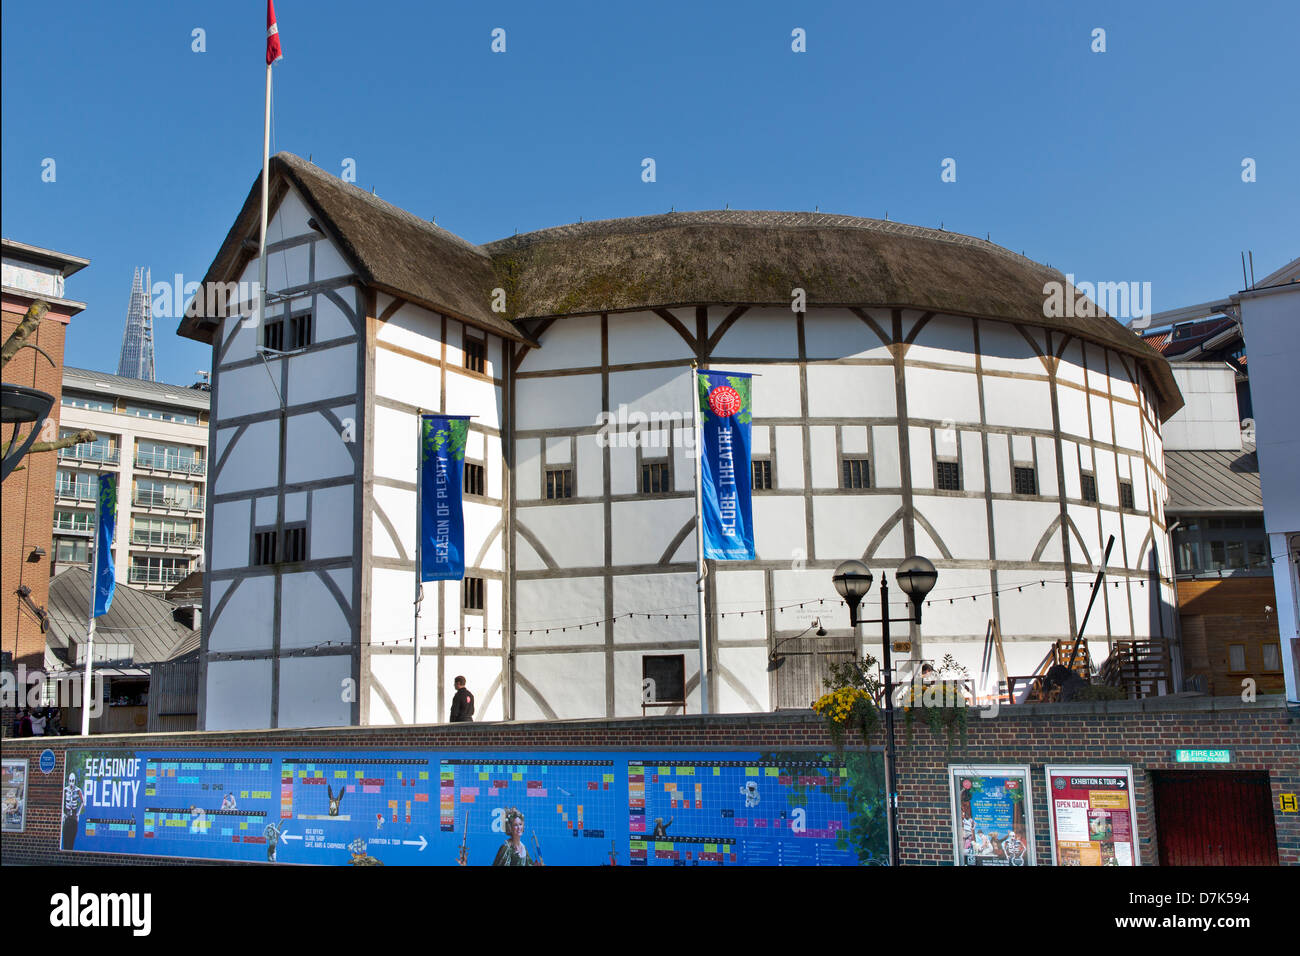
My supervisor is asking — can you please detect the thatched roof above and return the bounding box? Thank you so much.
[178,153,534,346]
[179,154,1180,419]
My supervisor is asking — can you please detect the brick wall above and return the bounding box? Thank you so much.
[2,300,69,674]
[2,697,1294,866]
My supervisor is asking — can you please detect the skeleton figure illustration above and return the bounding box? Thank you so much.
[189,805,207,834]
[327,784,346,816]
[741,781,760,808]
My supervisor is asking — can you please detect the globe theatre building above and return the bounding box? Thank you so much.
[179,153,1182,730]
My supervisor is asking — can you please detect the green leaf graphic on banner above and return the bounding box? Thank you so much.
[447,419,469,462]
[726,376,752,424]
[697,372,711,426]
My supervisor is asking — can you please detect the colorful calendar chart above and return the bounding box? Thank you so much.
[439,756,618,866]
[62,747,881,866]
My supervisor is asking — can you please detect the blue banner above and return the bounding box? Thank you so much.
[419,415,469,581]
[60,747,885,866]
[93,475,117,618]
[697,371,755,560]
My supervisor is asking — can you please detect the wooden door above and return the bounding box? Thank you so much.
[1152,771,1278,865]
[770,635,855,710]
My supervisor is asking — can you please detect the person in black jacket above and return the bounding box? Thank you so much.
[450,676,474,722]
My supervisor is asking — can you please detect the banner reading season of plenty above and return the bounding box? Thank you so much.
[419,415,470,581]
[697,370,755,560]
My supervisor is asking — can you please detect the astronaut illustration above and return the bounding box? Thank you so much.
[741,780,760,808]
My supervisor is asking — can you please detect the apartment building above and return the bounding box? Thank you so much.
[53,367,210,592]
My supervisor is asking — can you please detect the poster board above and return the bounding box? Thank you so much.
[948,765,1035,865]
[57,747,887,866]
[1045,764,1139,866]
[2,758,28,832]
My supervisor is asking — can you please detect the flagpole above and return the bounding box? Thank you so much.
[257,59,272,331]
[80,475,103,735]
[691,363,710,715]
[414,411,423,724]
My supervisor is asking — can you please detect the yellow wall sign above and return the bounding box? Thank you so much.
[1281,793,1298,813]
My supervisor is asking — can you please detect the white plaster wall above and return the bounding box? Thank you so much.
[712,308,799,358]
[774,426,804,489]
[215,363,281,420]
[444,374,501,428]
[612,573,696,644]
[914,495,988,560]
[443,656,506,721]
[906,366,980,423]
[516,652,606,720]
[608,310,695,363]
[753,496,807,562]
[286,345,356,406]
[205,660,273,730]
[611,498,694,565]
[983,376,1053,430]
[210,500,252,570]
[286,409,356,485]
[516,374,601,431]
[813,496,905,559]
[803,309,892,360]
[278,655,353,728]
[372,485,415,559]
[517,315,601,372]
[807,365,896,419]
[208,576,275,651]
[518,503,604,568]
[375,348,440,411]
[280,570,352,650]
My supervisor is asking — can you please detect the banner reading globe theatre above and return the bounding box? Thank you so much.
[697,371,755,561]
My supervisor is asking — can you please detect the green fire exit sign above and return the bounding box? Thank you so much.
[1173,749,1232,763]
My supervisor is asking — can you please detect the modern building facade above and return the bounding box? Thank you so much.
[54,367,210,592]
[180,153,1183,731]
[2,238,88,673]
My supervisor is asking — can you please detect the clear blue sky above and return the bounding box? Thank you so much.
[3,1,1296,386]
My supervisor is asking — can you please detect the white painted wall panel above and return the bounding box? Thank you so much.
[612,498,694,566]
[277,655,353,729]
[716,647,768,713]
[218,314,259,366]
[518,315,601,372]
[712,308,798,358]
[373,485,415,559]
[716,570,767,643]
[976,321,1043,373]
[608,310,695,363]
[514,577,605,646]
[515,374,601,430]
[210,500,252,570]
[803,309,891,360]
[286,346,356,406]
[910,426,934,490]
[216,364,281,420]
[983,376,1052,430]
[444,656,506,721]
[873,426,900,487]
[774,426,804,489]
[906,366,979,424]
[375,348,440,411]
[285,407,356,483]
[814,495,904,560]
[914,495,988,560]
[753,496,807,562]
[810,426,838,488]
[445,374,501,429]
[516,438,541,500]
[313,235,352,281]
[992,500,1063,563]
[613,572,695,645]
[960,431,984,492]
[208,576,274,651]
[375,301,440,354]
[987,434,1010,493]
[906,314,977,368]
[518,503,605,568]
[374,405,417,482]
[807,365,896,419]
[309,484,354,559]
[205,660,273,730]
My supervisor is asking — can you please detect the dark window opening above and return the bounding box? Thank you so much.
[1013,466,1037,496]
[936,460,961,491]
[262,319,283,353]
[253,530,277,566]
[465,462,485,497]
[842,458,870,489]
[641,461,670,494]
[545,468,573,499]
[464,337,486,374]
[1119,480,1135,510]
[752,459,773,491]
[464,576,485,611]
[287,310,313,350]
[282,524,307,563]
[1081,473,1098,503]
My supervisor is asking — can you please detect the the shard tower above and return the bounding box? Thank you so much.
[116,267,156,381]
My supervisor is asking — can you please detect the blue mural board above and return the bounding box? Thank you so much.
[60,748,885,866]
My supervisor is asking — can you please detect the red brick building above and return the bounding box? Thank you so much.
[2,239,89,675]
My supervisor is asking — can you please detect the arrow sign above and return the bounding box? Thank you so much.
[402,835,428,851]
[281,833,302,842]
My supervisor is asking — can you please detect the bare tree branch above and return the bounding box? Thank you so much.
[1,300,51,368]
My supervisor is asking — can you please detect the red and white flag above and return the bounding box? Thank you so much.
[266,0,284,65]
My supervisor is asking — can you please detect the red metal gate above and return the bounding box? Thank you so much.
[1152,771,1279,866]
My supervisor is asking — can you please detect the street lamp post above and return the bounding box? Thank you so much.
[833,556,937,866]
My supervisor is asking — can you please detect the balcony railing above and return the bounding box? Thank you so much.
[134,451,206,476]
[55,484,98,502]
[130,530,201,550]
[133,489,204,512]
[129,567,191,586]
[53,521,95,535]
[58,445,121,465]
